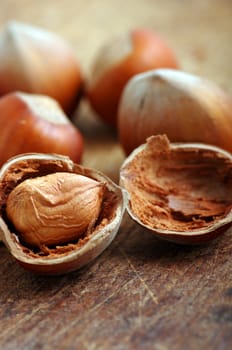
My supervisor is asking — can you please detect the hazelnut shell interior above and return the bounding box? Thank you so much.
[120,135,232,244]
[0,153,127,275]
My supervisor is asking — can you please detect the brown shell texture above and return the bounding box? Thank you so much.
[120,135,232,244]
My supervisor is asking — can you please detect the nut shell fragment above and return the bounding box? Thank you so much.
[120,135,232,244]
[0,153,127,274]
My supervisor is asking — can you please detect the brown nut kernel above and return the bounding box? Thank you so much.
[6,173,104,248]
[0,153,127,275]
[120,135,232,244]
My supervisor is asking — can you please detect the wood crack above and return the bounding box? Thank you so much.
[119,247,159,305]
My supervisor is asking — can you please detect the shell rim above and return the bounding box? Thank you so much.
[0,152,128,266]
[120,140,232,238]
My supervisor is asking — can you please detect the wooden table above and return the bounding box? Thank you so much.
[0,1,232,349]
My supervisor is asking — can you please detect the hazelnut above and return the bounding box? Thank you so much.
[6,172,104,248]
[0,92,83,166]
[0,21,83,114]
[120,135,232,244]
[87,29,179,127]
[118,69,232,155]
[0,153,127,275]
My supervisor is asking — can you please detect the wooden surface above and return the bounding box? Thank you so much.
[0,1,232,349]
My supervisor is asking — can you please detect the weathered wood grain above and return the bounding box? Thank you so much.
[1,217,232,349]
[0,0,232,349]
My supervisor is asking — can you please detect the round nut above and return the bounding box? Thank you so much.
[87,29,178,127]
[0,153,127,275]
[120,134,232,244]
[118,69,232,155]
[0,92,83,166]
[0,21,83,115]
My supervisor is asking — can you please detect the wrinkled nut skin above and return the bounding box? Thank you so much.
[120,135,232,244]
[87,29,179,127]
[0,92,83,166]
[0,153,127,275]
[6,173,105,248]
[118,69,232,155]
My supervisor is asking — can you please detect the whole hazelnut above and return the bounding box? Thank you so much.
[118,69,232,155]
[0,21,83,115]
[87,28,179,127]
[0,92,83,166]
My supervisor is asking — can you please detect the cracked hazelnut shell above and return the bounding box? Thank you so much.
[120,135,232,244]
[0,153,127,275]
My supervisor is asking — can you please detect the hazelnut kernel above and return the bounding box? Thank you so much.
[6,172,105,248]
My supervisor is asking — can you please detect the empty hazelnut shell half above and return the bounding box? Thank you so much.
[0,153,127,275]
[120,135,232,244]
